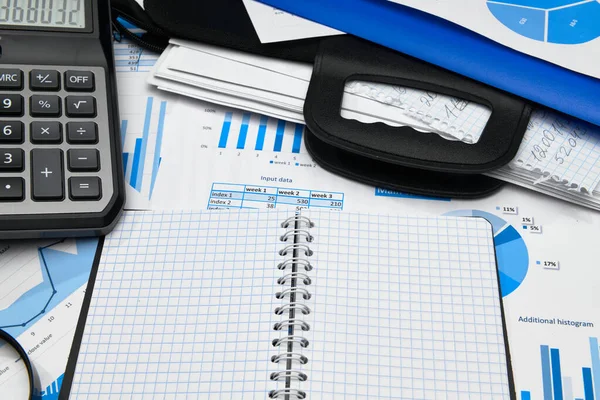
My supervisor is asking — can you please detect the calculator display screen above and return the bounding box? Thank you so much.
[0,0,86,29]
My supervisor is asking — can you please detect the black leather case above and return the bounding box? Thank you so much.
[115,0,535,198]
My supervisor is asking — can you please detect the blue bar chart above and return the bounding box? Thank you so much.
[217,112,305,154]
[521,338,600,400]
[121,96,168,200]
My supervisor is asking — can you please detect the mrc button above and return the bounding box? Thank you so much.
[65,71,95,92]
[0,69,23,90]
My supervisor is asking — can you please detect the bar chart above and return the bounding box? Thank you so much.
[121,96,168,201]
[217,112,305,154]
[520,337,600,400]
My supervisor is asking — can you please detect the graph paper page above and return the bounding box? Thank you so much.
[297,211,510,399]
[70,210,294,399]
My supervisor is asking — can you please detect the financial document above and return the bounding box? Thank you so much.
[242,0,343,43]
[387,0,600,79]
[0,238,99,400]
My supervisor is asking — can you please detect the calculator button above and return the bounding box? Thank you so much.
[0,149,24,171]
[0,94,24,116]
[30,70,60,91]
[0,121,24,143]
[31,122,62,144]
[67,122,98,144]
[69,177,101,200]
[65,96,96,118]
[0,177,24,201]
[68,149,99,172]
[30,95,61,117]
[65,71,95,92]
[31,148,63,201]
[0,69,23,90]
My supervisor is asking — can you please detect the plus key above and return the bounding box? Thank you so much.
[31,149,64,201]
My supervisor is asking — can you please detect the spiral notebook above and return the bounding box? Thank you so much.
[60,210,513,399]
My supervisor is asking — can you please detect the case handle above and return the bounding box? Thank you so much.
[304,36,532,174]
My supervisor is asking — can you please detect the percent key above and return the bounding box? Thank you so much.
[30,95,61,117]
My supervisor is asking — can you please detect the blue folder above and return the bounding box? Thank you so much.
[258,0,600,127]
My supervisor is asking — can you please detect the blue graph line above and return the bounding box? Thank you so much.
[551,348,564,400]
[121,120,129,176]
[136,48,144,70]
[123,152,129,176]
[130,138,142,189]
[292,124,303,154]
[583,367,595,400]
[521,391,531,400]
[0,240,63,329]
[120,120,128,148]
[219,113,233,148]
[237,113,251,149]
[150,101,167,199]
[33,374,63,400]
[591,338,600,399]
[132,97,154,191]
[541,345,553,400]
[255,116,268,150]
[274,120,286,152]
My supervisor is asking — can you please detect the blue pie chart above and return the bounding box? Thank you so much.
[487,0,600,45]
[444,210,529,297]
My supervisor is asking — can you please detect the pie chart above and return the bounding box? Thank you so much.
[487,0,600,45]
[444,210,529,297]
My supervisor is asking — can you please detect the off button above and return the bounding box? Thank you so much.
[65,71,95,92]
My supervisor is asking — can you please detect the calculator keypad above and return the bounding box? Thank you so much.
[0,65,113,213]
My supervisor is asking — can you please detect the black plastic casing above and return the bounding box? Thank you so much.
[305,37,533,174]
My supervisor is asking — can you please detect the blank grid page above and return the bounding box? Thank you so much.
[300,212,510,399]
[70,210,287,399]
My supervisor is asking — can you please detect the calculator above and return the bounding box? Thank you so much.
[0,0,125,239]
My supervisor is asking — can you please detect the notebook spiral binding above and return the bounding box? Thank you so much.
[269,215,315,400]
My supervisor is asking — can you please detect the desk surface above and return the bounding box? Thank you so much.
[0,37,599,400]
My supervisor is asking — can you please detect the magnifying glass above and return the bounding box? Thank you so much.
[0,329,34,400]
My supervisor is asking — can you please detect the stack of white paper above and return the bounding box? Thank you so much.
[149,40,466,138]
